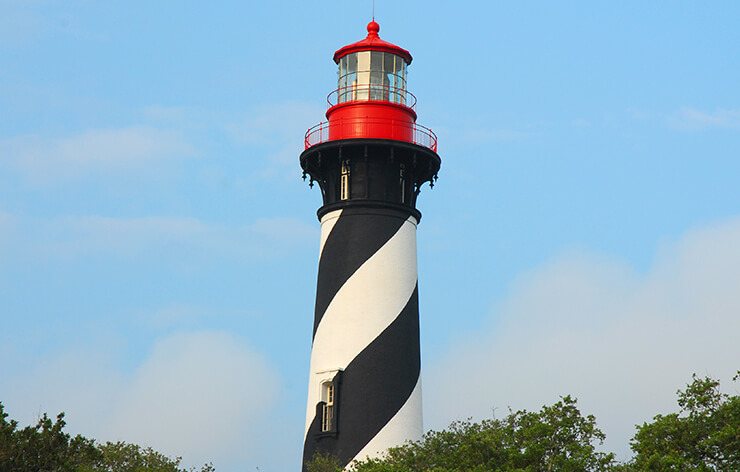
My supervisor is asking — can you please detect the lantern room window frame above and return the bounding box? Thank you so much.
[337,51,408,106]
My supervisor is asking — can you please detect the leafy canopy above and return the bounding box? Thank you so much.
[628,372,740,471]
[0,402,214,472]
[309,395,615,472]
[308,372,740,472]
[3,371,739,472]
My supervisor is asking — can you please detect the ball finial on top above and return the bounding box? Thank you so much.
[367,20,380,36]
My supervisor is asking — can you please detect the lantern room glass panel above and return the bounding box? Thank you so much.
[355,51,371,100]
[338,54,359,103]
[337,51,408,105]
[385,53,398,104]
[369,51,386,101]
[338,56,347,98]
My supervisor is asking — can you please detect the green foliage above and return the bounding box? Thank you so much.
[0,402,214,472]
[95,441,200,472]
[628,372,740,471]
[0,405,102,472]
[346,395,615,472]
[5,372,740,472]
[307,373,740,472]
[306,451,344,472]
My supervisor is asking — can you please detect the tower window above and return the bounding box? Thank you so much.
[399,163,406,204]
[321,382,335,432]
[340,159,350,200]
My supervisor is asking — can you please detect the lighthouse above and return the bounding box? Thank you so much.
[300,20,440,470]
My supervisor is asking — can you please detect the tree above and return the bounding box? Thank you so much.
[306,451,345,472]
[0,402,214,472]
[0,404,101,472]
[309,395,616,472]
[628,372,740,471]
[94,441,215,472]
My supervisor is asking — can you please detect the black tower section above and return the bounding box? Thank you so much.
[301,138,441,220]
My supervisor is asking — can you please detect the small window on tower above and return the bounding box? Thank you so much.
[399,163,406,204]
[321,382,335,432]
[340,159,350,200]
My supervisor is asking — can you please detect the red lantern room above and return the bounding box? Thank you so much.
[305,21,437,151]
[301,21,440,221]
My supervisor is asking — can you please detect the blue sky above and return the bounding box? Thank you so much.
[2,1,739,470]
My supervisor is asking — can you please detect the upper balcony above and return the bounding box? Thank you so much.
[304,118,437,152]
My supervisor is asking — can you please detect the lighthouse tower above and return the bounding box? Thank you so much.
[300,21,440,470]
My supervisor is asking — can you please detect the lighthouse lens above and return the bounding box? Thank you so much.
[335,52,407,105]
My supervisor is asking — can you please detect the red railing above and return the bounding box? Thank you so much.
[327,84,417,110]
[304,119,437,153]
[305,122,330,148]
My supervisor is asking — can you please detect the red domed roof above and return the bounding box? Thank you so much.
[333,21,413,64]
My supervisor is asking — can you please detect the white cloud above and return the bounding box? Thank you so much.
[227,102,324,179]
[228,102,322,149]
[424,217,740,460]
[667,107,740,130]
[0,3,107,45]
[129,303,261,331]
[1,126,196,184]
[0,346,125,433]
[3,213,316,262]
[106,332,279,466]
[2,331,280,470]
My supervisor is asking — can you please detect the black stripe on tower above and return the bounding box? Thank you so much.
[303,285,420,470]
[313,206,408,338]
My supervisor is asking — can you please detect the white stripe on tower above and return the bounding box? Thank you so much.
[351,376,423,463]
[317,209,342,258]
[303,208,422,468]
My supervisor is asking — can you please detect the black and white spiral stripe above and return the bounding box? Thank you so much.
[302,205,422,470]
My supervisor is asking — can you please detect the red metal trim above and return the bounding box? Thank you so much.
[304,120,437,153]
[333,21,412,64]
